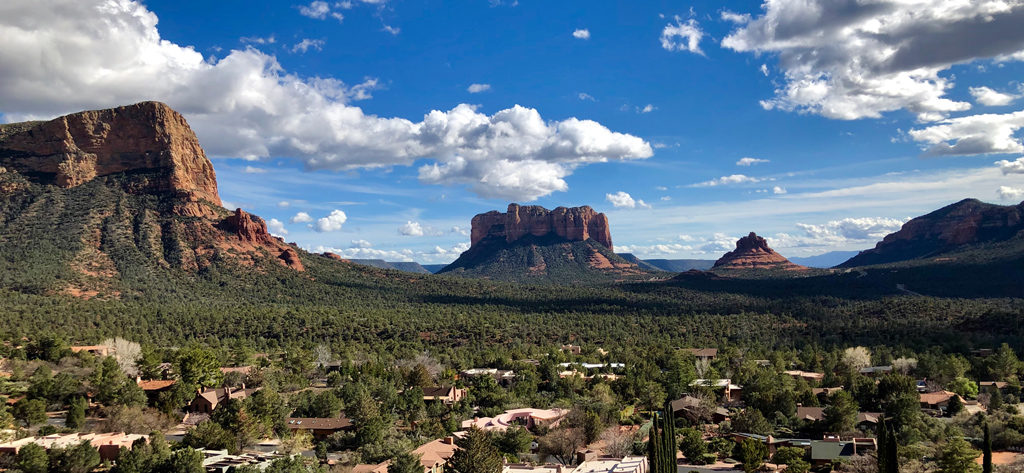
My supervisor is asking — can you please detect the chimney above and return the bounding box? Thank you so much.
[442,437,454,445]
[241,383,245,391]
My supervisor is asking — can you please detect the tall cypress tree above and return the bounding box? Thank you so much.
[885,423,899,473]
[983,421,993,473]
[876,417,888,473]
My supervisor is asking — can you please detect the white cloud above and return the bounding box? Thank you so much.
[398,220,425,236]
[240,35,275,45]
[0,0,651,202]
[313,245,415,262]
[970,86,1019,106]
[909,111,1024,156]
[382,25,400,35]
[467,83,491,93]
[759,64,768,76]
[655,186,668,191]
[314,209,348,232]
[996,157,1024,174]
[450,225,469,236]
[243,165,267,173]
[772,186,787,194]
[660,196,671,201]
[605,191,651,209]
[736,157,769,166]
[572,29,590,40]
[266,218,288,236]
[291,38,325,54]
[997,186,1024,200]
[299,1,331,19]
[796,217,907,241]
[290,212,314,223]
[722,0,1024,121]
[693,174,763,187]
[638,104,656,113]
[661,16,704,55]
[577,92,595,101]
[350,239,373,248]
[277,201,291,207]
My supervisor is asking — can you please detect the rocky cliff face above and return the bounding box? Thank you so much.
[0,101,220,216]
[713,232,806,270]
[0,102,309,288]
[470,204,613,251]
[840,199,1024,267]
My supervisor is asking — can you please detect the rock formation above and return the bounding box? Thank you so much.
[0,102,309,276]
[470,204,613,251]
[0,101,220,216]
[713,232,806,270]
[840,198,1024,267]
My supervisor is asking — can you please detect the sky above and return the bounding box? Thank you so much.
[1,0,1024,263]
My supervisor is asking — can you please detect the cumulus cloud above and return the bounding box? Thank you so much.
[970,86,1020,106]
[693,174,763,187]
[0,0,651,201]
[577,92,595,101]
[638,104,656,113]
[772,186,787,194]
[661,16,704,55]
[313,245,415,262]
[909,111,1024,156]
[398,221,425,236]
[796,217,907,241]
[466,83,491,93]
[299,1,331,19]
[997,186,1024,200]
[996,157,1024,174]
[722,0,1024,121]
[450,225,469,236]
[605,191,651,209]
[291,38,325,54]
[290,212,314,223]
[240,35,275,45]
[266,218,288,236]
[314,209,348,232]
[572,28,590,40]
[350,239,373,248]
[736,157,769,166]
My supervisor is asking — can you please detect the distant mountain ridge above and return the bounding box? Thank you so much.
[840,199,1024,267]
[642,258,715,272]
[347,259,430,274]
[788,251,861,268]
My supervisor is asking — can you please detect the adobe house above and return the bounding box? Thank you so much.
[190,385,259,413]
[422,386,466,405]
[285,415,354,440]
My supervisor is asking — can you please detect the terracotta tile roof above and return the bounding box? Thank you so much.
[920,391,957,405]
[137,379,176,391]
[286,416,353,431]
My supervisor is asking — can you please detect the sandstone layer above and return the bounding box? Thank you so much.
[713,232,806,270]
[0,101,220,214]
[470,204,613,251]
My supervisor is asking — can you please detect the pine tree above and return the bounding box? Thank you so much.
[983,421,993,473]
[885,423,899,473]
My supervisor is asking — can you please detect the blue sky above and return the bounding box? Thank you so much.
[2,0,1024,263]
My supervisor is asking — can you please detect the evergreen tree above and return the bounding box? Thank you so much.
[983,421,993,473]
[876,417,889,473]
[65,396,86,430]
[938,437,981,473]
[885,423,899,473]
[388,452,423,473]
[447,427,502,473]
[15,443,48,473]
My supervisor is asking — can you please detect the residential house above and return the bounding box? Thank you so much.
[70,345,110,357]
[461,368,516,386]
[784,370,825,383]
[572,456,649,473]
[920,391,961,413]
[0,432,147,461]
[980,381,1009,394]
[859,366,893,377]
[412,435,461,473]
[136,378,176,406]
[684,348,718,361]
[286,415,354,440]
[794,407,882,429]
[730,433,874,466]
[462,408,568,431]
[560,344,582,355]
[670,395,729,424]
[422,386,466,405]
[690,379,742,403]
[198,449,284,473]
[351,461,391,473]
[190,385,259,413]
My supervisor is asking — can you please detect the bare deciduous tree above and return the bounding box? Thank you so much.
[599,427,634,458]
[314,344,333,368]
[101,337,141,377]
[842,346,872,371]
[893,357,918,374]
